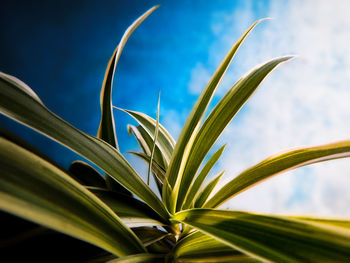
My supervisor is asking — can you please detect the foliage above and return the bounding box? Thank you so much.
[1,6,350,262]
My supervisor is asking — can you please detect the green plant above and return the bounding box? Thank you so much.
[1,5,350,262]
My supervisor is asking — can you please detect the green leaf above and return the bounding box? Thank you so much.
[174,231,258,262]
[97,5,159,149]
[107,254,165,263]
[176,55,293,211]
[68,160,107,188]
[132,227,171,246]
[0,137,145,256]
[291,216,350,229]
[148,92,161,185]
[182,145,226,210]
[205,140,350,208]
[172,209,350,262]
[163,19,265,213]
[0,72,169,221]
[117,108,175,164]
[128,124,167,169]
[194,171,224,208]
[128,151,166,186]
[88,188,166,227]
[97,6,158,194]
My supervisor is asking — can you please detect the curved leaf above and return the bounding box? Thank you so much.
[205,140,350,208]
[0,137,145,256]
[194,171,224,208]
[128,124,167,169]
[0,72,169,221]
[174,231,258,262]
[107,254,165,263]
[148,92,161,185]
[128,151,166,185]
[68,160,107,188]
[117,108,175,164]
[172,209,350,262]
[163,19,266,213]
[176,55,293,211]
[88,188,166,227]
[132,227,171,246]
[291,216,350,229]
[97,5,159,149]
[182,145,226,210]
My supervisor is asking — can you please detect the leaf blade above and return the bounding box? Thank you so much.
[194,171,224,208]
[88,188,166,227]
[163,19,266,213]
[176,55,293,211]
[205,140,350,208]
[0,72,169,221]
[174,231,258,262]
[182,145,226,210]
[97,5,159,149]
[173,209,350,262]
[0,137,145,256]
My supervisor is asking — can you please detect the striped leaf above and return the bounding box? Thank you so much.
[176,55,293,211]
[163,19,265,213]
[88,188,166,227]
[182,145,226,210]
[97,5,159,149]
[0,137,145,256]
[117,108,175,164]
[205,140,350,208]
[128,124,167,169]
[194,171,224,208]
[107,254,165,263]
[128,151,166,186]
[172,209,350,262]
[174,231,258,262]
[0,72,169,221]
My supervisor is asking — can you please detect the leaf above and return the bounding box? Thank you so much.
[0,137,145,256]
[174,231,258,262]
[176,55,293,211]
[128,124,167,169]
[205,139,350,208]
[291,216,350,229]
[163,19,265,213]
[107,254,165,263]
[117,108,175,164]
[172,209,350,262]
[148,92,161,185]
[88,188,166,227]
[132,227,171,246]
[128,151,166,185]
[97,5,159,149]
[0,72,169,221]
[194,171,224,208]
[68,160,107,188]
[182,145,226,210]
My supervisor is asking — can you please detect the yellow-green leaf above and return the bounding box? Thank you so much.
[172,209,350,262]
[97,5,159,149]
[176,55,293,211]
[0,137,145,256]
[163,19,266,213]
[0,72,169,221]
[182,145,226,210]
[174,231,258,262]
[205,140,350,208]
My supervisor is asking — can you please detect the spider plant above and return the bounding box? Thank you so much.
[1,5,350,262]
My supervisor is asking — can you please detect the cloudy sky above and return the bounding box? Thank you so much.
[1,0,350,217]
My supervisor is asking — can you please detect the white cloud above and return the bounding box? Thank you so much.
[189,0,350,217]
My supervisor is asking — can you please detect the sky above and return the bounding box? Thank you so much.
[1,0,350,218]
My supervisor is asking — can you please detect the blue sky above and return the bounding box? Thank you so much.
[2,0,350,217]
